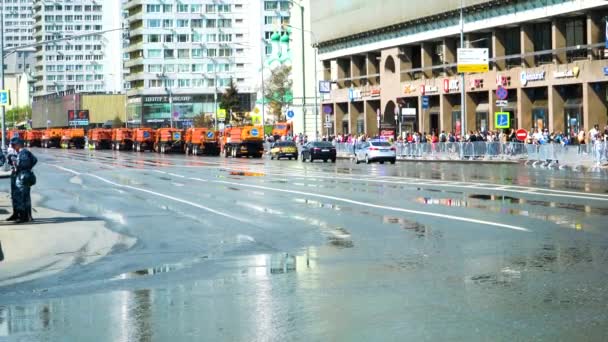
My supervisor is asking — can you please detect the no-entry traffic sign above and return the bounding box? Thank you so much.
[516,129,528,142]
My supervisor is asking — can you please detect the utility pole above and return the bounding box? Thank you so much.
[261,38,266,128]
[1,5,6,152]
[460,0,466,139]
[299,5,306,136]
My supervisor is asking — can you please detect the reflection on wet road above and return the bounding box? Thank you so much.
[1,148,608,341]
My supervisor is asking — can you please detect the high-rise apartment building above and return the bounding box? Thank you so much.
[124,0,259,128]
[32,0,124,96]
[1,0,36,74]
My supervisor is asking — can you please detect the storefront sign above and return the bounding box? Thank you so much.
[554,67,580,79]
[520,71,545,86]
[443,79,459,93]
[421,85,439,95]
[143,96,193,103]
[496,75,511,87]
[401,108,416,117]
[370,88,381,97]
[403,84,416,95]
[469,79,484,90]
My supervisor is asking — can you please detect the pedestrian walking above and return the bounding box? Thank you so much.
[5,137,38,223]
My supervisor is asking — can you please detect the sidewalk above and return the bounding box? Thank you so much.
[335,152,520,164]
[0,193,136,287]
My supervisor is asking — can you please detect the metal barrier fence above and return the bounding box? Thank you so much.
[332,141,608,168]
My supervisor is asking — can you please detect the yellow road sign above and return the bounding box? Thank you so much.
[457,64,489,73]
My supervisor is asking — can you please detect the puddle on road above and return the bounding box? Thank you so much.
[326,227,354,249]
[383,216,438,239]
[416,195,591,230]
[112,256,209,281]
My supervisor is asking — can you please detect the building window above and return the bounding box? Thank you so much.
[147,49,162,58]
[148,64,163,73]
[148,34,161,43]
[533,23,552,65]
[176,19,189,28]
[163,5,173,13]
[163,19,173,28]
[177,4,189,13]
[164,49,175,59]
[206,4,216,13]
[504,27,521,67]
[177,49,189,59]
[148,19,161,28]
[178,64,190,73]
[566,18,586,62]
[218,19,231,28]
[264,1,278,10]
[191,4,202,13]
[192,48,203,58]
[177,34,189,43]
[146,5,161,13]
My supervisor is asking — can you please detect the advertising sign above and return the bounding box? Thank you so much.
[0,90,10,106]
[457,48,489,73]
[68,110,90,126]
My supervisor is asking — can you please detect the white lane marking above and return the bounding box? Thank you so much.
[47,151,608,201]
[167,173,186,178]
[48,164,82,175]
[86,173,247,223]
[181,178,529,232]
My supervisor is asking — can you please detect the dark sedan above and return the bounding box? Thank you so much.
[301,142,337,163]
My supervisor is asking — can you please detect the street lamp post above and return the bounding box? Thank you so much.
[1,5,7,151]
[460,0,466,139]
[287,24,320,141]
[287,1,306,136]
[157,73,173,128]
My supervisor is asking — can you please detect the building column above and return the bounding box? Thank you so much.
[552,20,567,64]
[549,86,565,133]
[419,97,426,133]
[365,101,379,136]
[443,39,457,76]
[440,95,451,132]
[587,14,603,60]
[489,89,497,131]
[399,47,413,82]
[521,24,534,68]
[466,93,476,132]
[335,103,346,135]
[421,43,433,79]
[492,30,506,71]
[349,102,360,134]
[518,88,532,131]
[584,83,607,131]
[366,53,380,85]
[351,56,363,87]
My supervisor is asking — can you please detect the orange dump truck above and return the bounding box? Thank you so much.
[61,128,85,149]
[25,130,44,147]
[112,128,134,151]
[222,125,265,158]
[8,130,26,141]
[272,122,293,138]
[184,128,220,156]
[88,128,112,150]
[42,128,63,148]
[154,128,184,153]
[133,128,156,152]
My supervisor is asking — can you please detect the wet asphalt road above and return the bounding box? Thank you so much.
[2,148,608,341]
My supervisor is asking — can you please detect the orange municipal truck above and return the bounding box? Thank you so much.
[41,128,63,148]
[25,130,43,147]
[184,128,220,156]
[222,125,264,158]
[154,128,184,153]
[112,128,134,151]
[88,128,113,149]
[272,122,293,138]
[61,128,85,149]
[133,128,156,152]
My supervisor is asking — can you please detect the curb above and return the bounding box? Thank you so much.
[336,154,520,165]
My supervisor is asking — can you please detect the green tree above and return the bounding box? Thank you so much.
[219,78,242,124]
[263,65,293,121]
[112,116,124,128]
[6,105,32,126]
[193,114,214,128]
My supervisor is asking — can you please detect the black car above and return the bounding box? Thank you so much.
[301,142,337,163]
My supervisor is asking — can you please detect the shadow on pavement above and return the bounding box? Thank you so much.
[0,217,102,226]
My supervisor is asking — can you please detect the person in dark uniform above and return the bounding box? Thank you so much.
[6,137,37,223]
